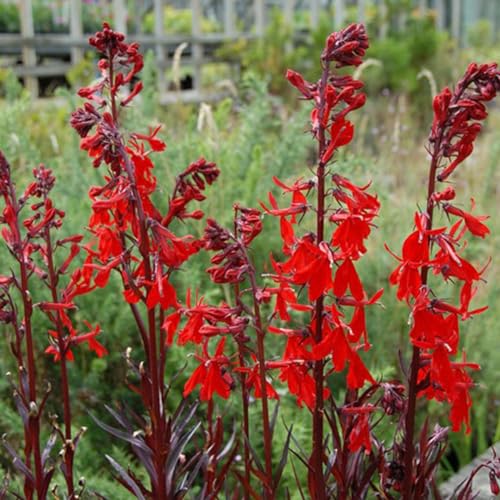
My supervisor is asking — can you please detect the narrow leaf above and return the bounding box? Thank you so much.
[41,433,57,467]
[89,412,152,454]
[105,454,146,500]
[2,436,34,484]
[165,422,201,492]
[274,424,293,488]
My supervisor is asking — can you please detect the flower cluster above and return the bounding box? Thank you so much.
[389,62,499,433]
[264,24,381,418]
[70,23,226,499]
[176,26,384,494]
[70,23,217,310]
[431,63,500,182]
[0,161,105,362]
[181,208,264,400]
[1,19,497,500]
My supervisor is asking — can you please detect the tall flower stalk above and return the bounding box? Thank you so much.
[276,24,381,497]
[0,153,44,498]
[183,209,278,496]
[0,156,103,498]
[388,62,499,498]
[71,23,237,498]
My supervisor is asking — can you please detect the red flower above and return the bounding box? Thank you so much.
[256,272,299,322]
[443,201,490,238]
[260,191,308,220]
[237,359,279,400]
[286,70,314,99]
[333,258,364,301]
[448,359,480,434]
[234,205,263,245]
[45,321,106,361]
[321,118,354,164]
[183,338,233,401]
[343,404,375,454]
[346,349,375,389]
[280,238,334,301]
[150,220,200,268]
[323,23,369,68]
[278,362,326,410]
[145,274,178,310]
[132,125,166,152]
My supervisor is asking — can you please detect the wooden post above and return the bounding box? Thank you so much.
[113,0,127,34]
[419,0,426,18]
[192,0,203,95]
[379,0,388,39]
[493,0,498,42]
[154,0,165,92]
[358,0,366,25]
[334,0,345,30]
[464,0,482,46]
[224,0,235,36]
[310,0,320,29]
[397,11,407,32]
[451,0,461,45]
[255,0,265,36]
[70,0,83,66]
[19,0,38,96]
[284,0,294,53]
[435,0,445,31]
[284,0,294,26]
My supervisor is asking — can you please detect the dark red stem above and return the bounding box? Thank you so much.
[310,60,331,500]
[109,53,166,499]
[237,344,251,500]
[246,260,274,497]
[401,84,465,499]
[237,226,273,495]
[9,188,43,498]
[232,213,251,500]
[44,225,75,497]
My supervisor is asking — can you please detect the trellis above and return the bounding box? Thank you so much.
[3,0,499,100]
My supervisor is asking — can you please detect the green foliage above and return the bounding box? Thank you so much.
[0,0,115,35]
[467,19,494,50]
[82,2,107,34]
[0,2,19,33]
[141,50,159,118]
[216,10,309,96]
[364,17,451,94]
[0,68,24,100]
[66,52,97,89]
[142,6,219,35]
[0,1,68,34]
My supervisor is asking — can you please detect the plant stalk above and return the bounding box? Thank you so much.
[8,177,43,498]
[109,55,166,499]
[310,60,331,500]
[247,263,274,497]
[44,225,75,496]
[402,127,444,500]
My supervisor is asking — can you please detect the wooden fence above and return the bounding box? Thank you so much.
[2,0,499,101]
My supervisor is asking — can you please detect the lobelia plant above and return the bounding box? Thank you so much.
[0,155,105,499]
[180,23,384,498]
[1,20,499,500]
[387,61,500,499]
[176,22,384,499]
[69,22,236,500]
